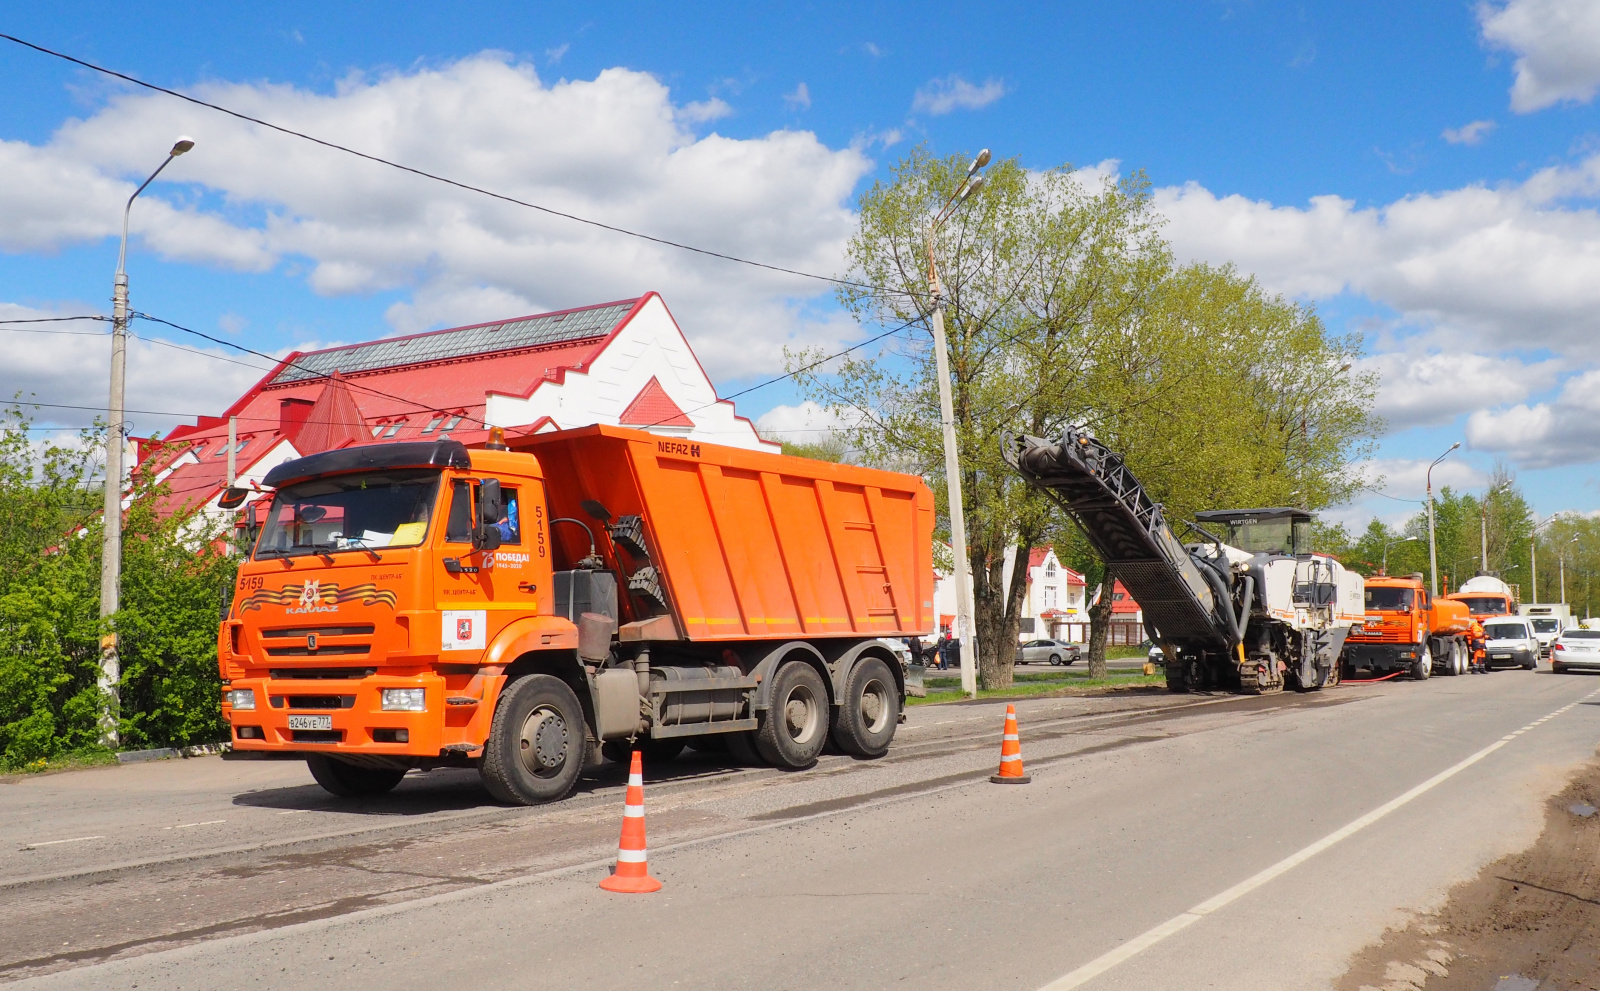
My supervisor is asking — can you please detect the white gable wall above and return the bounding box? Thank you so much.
[483,295,780,452]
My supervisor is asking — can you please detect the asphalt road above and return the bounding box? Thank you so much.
[5,667,1598,990]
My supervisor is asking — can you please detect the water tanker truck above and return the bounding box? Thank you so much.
[220,425,933,804]
[1004,426,1364,693]
[1340,573,1472,679]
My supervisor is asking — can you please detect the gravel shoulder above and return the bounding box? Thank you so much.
[1338,753,1600,991]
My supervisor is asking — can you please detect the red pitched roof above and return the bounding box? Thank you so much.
[1028,546,1050,569]
[1111,579,1141,614]
[290,373,367,454]
[618,376,692,428]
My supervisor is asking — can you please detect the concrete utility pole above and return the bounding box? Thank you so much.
[1479,481,1507,574]
[99,136,194,746]
[1426,442,1460,598]
[927,149,990,698]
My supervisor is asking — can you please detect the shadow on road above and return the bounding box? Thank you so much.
[229,749,755,815]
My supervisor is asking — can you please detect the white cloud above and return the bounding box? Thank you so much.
[911,75,1007,115]
[1467,369,1600,467]
[783,82,812,111]
[5,54,872,384]
[1355,456,1488,501]
[0,303,267,437]
[1480,0,1600,112]
[755,400,863,441]
[1154,155,1600,357]
[546,43,570,65]
[1442,119,1497,145]
[1361,348,1561,431]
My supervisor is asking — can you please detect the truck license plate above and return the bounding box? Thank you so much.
[287,714,333,731]
[1492,653,1510,660]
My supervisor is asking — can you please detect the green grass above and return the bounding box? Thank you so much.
[0,747,117,777]
[909,671,1165,705]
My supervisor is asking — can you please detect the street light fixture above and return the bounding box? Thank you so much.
[928,148,990,698]
[1426,442,1460,598]
[99,136,194,746]
[1381,536,1419,575]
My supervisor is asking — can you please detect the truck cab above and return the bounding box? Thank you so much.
[1340,573,1470,678]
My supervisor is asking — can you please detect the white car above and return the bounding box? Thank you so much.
[1481,617,1540,671]
[1551,629,1600,673]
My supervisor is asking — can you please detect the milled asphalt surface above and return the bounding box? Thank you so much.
[5,668,1598,989]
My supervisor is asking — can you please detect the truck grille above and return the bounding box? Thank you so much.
[290,730,344,743]
[284,695,356,710]
[270,668,376,681]
[1348,626,1409,644]
[259,624,375,658]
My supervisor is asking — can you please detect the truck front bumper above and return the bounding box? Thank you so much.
[223,672,451,757]
[1342,643,1421,672]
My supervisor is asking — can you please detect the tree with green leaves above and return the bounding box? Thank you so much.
[792,149,1378,685]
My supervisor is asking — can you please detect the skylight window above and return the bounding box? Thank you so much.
[371,424,385,438]
[421,416,443,434]
[383,421,406,438]
[443,415,463,431]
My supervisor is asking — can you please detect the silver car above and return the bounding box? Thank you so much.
[1015,638,1081,665]
[1552,629,1600,673]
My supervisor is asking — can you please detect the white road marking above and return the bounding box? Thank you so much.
[22,835,104,849]
[167,820,227,830]
[1037,687,1600,991]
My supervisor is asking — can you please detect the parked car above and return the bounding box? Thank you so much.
[1015,638,1081,665]
[1551,628,1600,674]
[1481,617,1540,670]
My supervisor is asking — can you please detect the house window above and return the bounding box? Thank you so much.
[1045,561,1057,578]
[383,420,406,438]
[420,416,443,434]
[1044,587,1057,609]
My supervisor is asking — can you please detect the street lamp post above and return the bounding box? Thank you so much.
[1382,536,1418,575]
[928,149,990,698]
[1530,514,1558,603]
[99,136,194,746]
[1426,442,1460,598]
[1561,535,1579,605]
[1479,481,1509,574]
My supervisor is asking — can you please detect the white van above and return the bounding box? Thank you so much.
[1519,603,1572,656]
[1482,617,1541,670]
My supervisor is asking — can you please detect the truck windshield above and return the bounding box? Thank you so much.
[1364,587,1414,611]
[1456,596,1509,616]
[1531,619,1561,634]
[255,469,441,559]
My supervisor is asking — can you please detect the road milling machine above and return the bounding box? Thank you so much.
[1004,427,1365,694]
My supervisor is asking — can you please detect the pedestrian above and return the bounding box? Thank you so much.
[1468,618,1487,673]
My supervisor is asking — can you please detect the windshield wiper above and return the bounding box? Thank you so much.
[334,533,383,560]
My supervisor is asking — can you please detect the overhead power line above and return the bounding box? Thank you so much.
[0,32,899,299]
[0,315,108,325]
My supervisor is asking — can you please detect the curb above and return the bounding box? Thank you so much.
[115,742,230,764]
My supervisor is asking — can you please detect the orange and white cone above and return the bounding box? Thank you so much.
[990,703,1032,784]
[599,750,662,893]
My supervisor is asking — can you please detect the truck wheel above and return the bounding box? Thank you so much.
[756,661,830,769]
[480,674,585,805]
[1441,642,1459,677]
[831,656,899,758]
[1411,648,1432,681]
[305,755,406,797]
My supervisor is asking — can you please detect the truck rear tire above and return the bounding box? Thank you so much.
[831,656,899,758]
[1441,641,1459,676]
[305,755,406,797]
[725,730,764,766]
[480,674,585,805]
[756,661,830,769]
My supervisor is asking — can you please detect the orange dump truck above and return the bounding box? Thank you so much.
[220,424,933,804]
[1340,573,1473,679]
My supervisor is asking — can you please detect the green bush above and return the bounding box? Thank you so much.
[0,407,236,769]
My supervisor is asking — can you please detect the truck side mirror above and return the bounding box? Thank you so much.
[478,478,503,526]
[474,525,502,551]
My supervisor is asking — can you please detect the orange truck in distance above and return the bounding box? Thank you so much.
[220,424,933,804]
[1340,573,1473,679]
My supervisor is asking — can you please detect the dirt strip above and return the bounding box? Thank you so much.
[1338,756,1600,991]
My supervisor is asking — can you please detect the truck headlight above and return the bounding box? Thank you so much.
[381,688,426,712]
[227,688,256,711]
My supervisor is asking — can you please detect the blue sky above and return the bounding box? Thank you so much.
[4,1,1600,527]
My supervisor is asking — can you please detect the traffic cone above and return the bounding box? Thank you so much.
[990,703,1032,784]
[599,750,662,893]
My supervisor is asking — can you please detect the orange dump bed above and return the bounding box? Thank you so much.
[512,425,935,641]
